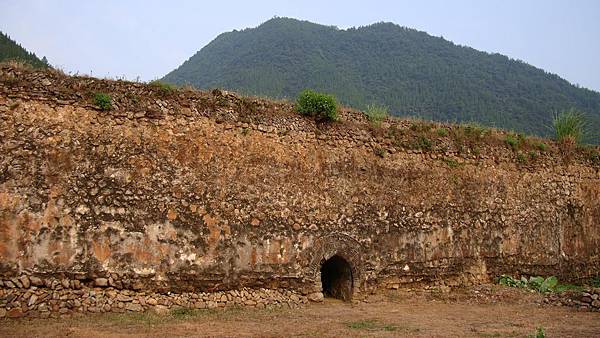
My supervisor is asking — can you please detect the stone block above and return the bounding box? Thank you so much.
[94,278,109,287]
[307,292,324,302]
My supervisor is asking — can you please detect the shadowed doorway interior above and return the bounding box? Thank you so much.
[320,255,353,301]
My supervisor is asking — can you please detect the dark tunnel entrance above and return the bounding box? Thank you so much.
[320,255,353,301]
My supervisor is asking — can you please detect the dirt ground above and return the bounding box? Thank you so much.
[2,285,600,337]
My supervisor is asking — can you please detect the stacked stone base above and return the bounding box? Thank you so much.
[543,288,600,311]
[0,276,309,319]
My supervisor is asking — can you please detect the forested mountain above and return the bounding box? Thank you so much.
[0,31,49,68]
[163,17,600,143]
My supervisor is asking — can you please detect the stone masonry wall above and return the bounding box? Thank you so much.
[1,64,599,318]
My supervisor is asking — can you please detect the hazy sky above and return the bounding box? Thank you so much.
[1,0,599,91]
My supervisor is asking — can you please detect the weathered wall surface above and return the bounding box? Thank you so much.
[1,65,599,317]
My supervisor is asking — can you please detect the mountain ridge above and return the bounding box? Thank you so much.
[163,17,600,143]
[0,31,49,68]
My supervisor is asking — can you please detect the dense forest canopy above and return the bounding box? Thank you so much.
[164,17,600,143]
[0,31,49,68]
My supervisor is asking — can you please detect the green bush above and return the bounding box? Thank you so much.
[553,109,587,144]
[296,89,338,121]
[94,92,112,111]
[365,104,388,125]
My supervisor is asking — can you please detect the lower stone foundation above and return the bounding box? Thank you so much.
[0,275,309,319]
[543,288,600,311]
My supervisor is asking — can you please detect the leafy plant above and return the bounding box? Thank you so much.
[296,89,338,121]
[553,109,587,144]
[497,275,559,293]
[94,92,112,111]
[365,104,388,125]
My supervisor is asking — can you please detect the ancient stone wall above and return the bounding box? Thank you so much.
[1,64,599,317]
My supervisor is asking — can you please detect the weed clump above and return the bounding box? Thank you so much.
[516,152,528,164]
[296,89,338,121]
[365,104,388,125]
[436,128,449,137]
[374,147,386,158]
[150,80,177,96]
[527,327,546,338]
[94,92,112,111]
[442,157,460,168]
[505,133,523,151]
[535,142,547,152]
[553,109,587,145]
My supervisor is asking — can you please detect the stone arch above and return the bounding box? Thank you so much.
[302,232,363,299]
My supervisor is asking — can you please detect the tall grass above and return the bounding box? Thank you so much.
[552,109,587,144]
[365,104,388,125]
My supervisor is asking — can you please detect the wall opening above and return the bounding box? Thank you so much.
[320,255,353,301]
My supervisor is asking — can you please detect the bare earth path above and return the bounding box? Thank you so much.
[2,288,600,337]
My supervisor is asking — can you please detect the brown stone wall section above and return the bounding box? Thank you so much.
[1,65,599,317]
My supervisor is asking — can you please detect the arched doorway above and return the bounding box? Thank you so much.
[320,255,353,301]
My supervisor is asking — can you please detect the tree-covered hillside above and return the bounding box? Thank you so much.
[0,31,49,68]
[163,17,600,143]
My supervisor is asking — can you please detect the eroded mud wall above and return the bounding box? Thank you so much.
[1,65,599,301]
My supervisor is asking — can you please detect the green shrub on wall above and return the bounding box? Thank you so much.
[94,92,112,111]
[296,89,338,121]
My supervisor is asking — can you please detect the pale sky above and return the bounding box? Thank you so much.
[1,0,599,92]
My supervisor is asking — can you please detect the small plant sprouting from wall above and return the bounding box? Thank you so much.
[443,157,460,168]
[150,80,177,96]
[553,109,587,145]
[505,133,524,151]
[94,92,112,111]
[516,152,528,164]
[414,136,433,151]
[374,147,386,158]
[436,128,449,137]
[296,89,338,121]
[535,142,548,152]
[365,104,388,126]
